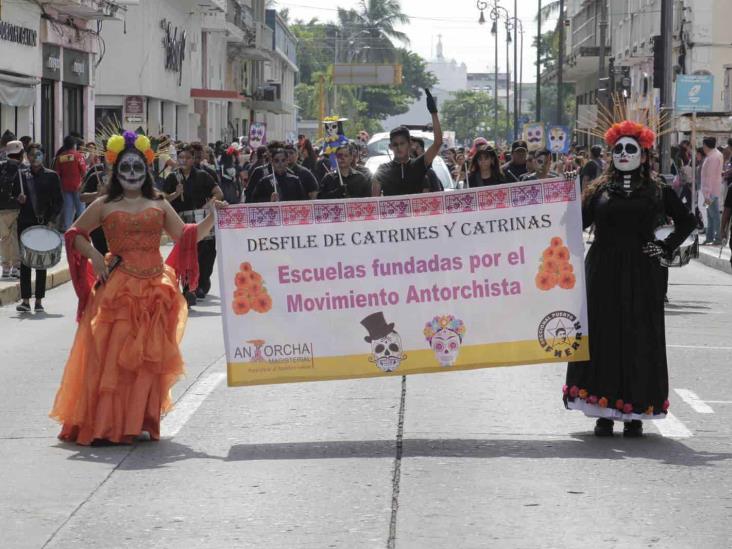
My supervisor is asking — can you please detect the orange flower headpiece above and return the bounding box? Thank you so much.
[604,120,656,150]
[105,131,156,166]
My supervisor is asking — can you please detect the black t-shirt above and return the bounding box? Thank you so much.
[468,171,503,187]
[318,170,372,199]
[374,155,429,196]
[290,164,319,197]
[502,162,528,183]
[580,159,602,183]
[250,172,307,202]
[163,167,217,212]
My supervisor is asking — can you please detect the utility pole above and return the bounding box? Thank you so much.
[513,0,519,139]
[536,0,541,121]
[333,31,339,114]
[597,0,608,102]
[556,0,565,126]
[660,0,674,173]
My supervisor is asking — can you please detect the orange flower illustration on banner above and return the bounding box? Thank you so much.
[231,262,272,315]
[535,237,576,291]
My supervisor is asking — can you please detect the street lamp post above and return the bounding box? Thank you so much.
[477,0,510,145]
[506,16,524,140]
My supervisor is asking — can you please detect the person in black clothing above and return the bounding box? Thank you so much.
[410,137,443,192]
[373,89,443,196]
[580,145,604,191]
[245,141,287,203]
[285,143,318,199]
[468,147,504,187]
[16,144,63,313]
[318,145,372,199]
[163,144,223,305]
[314,152,332,185]
[299,138,317,174]
[521,148,559,181]
[721,181,732,266]
[191,141,220,185]
[501,140,529,182]
[249,148,309,202]
[80,151,109,255]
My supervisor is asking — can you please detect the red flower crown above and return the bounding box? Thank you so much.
[604,120,656,149]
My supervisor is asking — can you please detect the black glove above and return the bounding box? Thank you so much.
[425,89,438,114]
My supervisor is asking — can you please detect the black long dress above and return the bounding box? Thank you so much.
[564,176,695,420]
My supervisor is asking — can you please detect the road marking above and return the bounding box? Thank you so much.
[674,388,715,414]
[667,344,732,351]
[653,412,693,439]
[161,371,226,438]
[705,401,732,404]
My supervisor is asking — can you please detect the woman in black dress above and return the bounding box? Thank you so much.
[467,147,503,187]
[563,121,695,437]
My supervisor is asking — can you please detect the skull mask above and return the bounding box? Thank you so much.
[369,331,406,373]
[116,150,147,191]
[612,136,641,172]
[429,328,462,367]
[549,128,566,153]
[324,122,339,138]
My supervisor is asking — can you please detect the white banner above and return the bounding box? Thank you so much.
[216,176,589,386]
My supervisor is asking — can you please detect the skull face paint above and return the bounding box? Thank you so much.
[612,136,641,172]
[424,315,466,367]
[324,122,339,138]
[116,150,147,191]
[370,332,406,372]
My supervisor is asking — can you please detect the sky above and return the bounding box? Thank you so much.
[277,0,555,83]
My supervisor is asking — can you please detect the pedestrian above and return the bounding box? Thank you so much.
[521,148,559,181]
[54,135,87,231]
[50,131,224,446]
[245,141,283,203]
[564,119,695,437]
[701,136,723,244]
[410,136,443,192]
[0,140,26,279]
[285,143,319,199]
[299,138,317,174]
[218,146,244,204]
[249,148,309,203]
[0,130,16,162]
[579,145,604,191]
[467,147,503,187]
[80,147,110,256]
[501,140,529,182]
[318,145,372,199]
[163,143,223,305]
[16,144,63,313]
[372,90,442,197]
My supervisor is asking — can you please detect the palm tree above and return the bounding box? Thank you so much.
[353,0,410,63]
[535,0,562,22]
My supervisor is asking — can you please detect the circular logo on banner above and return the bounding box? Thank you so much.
[538,311,583,358]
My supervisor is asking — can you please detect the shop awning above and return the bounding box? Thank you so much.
[0,72,39,107]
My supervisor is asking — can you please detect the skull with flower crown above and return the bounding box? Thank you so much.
[423,315,467,367]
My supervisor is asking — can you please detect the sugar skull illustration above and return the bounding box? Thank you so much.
[547,125,570,154]
[248,122,267,148]
[523,123,545,152]
[361,312,406,372]
[423,315,467,367]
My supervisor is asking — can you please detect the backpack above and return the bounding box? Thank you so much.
[0,161,20,206]
[220,174,243,204]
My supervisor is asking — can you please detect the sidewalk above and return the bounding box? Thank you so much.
[696,240,732,274]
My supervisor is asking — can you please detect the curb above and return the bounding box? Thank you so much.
[694,250,732,275]
[0,234,174,307]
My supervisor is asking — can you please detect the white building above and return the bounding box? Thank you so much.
[382,35,467,129]
[0,0,126,154]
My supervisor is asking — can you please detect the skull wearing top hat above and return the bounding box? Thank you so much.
[361,312,406,373]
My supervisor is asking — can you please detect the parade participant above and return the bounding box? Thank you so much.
[580,145,604,191]
[81,145,110,255]
[563,119,695,437]
[318,145,372,199]
[521,148,559,181]
[50,131,224,446]
[163,144,223,305]
[372,89,442,196]
[410,137,443,192]
[501,140,529,182]
[191,142,220,185]
[249,148,309,203]
[0,130,16,162]
[322,116,349,170]
[467,147,503,187]
[54,135,87,231]
[15,144,63,313]
[0,140,26,279]
[299,138,317,174]
[218,146,244,205]
[285,143,318,199]
[245,141,284,203]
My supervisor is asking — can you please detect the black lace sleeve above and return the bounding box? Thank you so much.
[660,185,696,251]
[581,187,601,230]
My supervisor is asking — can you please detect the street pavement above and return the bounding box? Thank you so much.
[2,243,732,548]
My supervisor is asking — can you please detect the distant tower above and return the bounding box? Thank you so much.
[436,34,444,61]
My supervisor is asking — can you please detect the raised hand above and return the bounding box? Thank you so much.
[425,89,438,114]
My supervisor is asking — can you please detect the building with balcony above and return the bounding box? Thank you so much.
[0,0,127,155]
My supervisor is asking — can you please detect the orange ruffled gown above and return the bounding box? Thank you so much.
[50,208,187,445]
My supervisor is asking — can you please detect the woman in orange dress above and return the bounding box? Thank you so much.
[50,132,224,445]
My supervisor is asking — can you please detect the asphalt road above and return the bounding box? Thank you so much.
[2,249,732,549]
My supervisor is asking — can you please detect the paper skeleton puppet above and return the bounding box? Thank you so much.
[423,315,467,367]
[523,123,545,152]
[322,116,349,169]
[361,312,406,373]
[547,125,571,154]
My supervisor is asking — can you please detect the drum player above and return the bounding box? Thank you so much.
[16,144,63,313]
[163,143,223,308]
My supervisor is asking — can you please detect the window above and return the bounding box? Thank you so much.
[63,84,83,138]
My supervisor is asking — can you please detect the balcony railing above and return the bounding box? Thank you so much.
[227,0,255,33]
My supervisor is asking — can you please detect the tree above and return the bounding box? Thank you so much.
[527,83,576,127]
[441,91,509,144]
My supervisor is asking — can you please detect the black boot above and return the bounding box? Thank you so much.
[623,420,643,437]
[594,418,614,437]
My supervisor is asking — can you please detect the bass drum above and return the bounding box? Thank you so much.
[19,225,63,270]
[654,226,699,268]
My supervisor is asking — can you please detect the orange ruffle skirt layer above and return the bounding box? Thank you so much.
[50,266,187,445]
